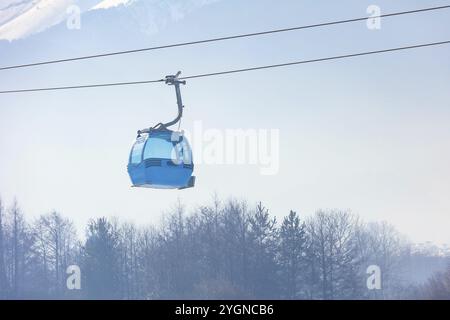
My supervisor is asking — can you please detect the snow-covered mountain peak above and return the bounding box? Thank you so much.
[0,0,220,41]
[91,0,133,11]
[0,0,77,41]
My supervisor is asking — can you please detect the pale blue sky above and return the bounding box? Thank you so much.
[0,0,449,243]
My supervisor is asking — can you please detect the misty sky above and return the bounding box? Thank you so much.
[0,0,449,244]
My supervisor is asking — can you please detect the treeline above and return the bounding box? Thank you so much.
[0,196,448,299]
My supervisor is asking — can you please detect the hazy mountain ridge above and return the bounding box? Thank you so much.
[412,242,450,257]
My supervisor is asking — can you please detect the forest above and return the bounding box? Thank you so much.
[0,195,448,300]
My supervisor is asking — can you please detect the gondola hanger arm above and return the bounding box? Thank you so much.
[138,71,186,136]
